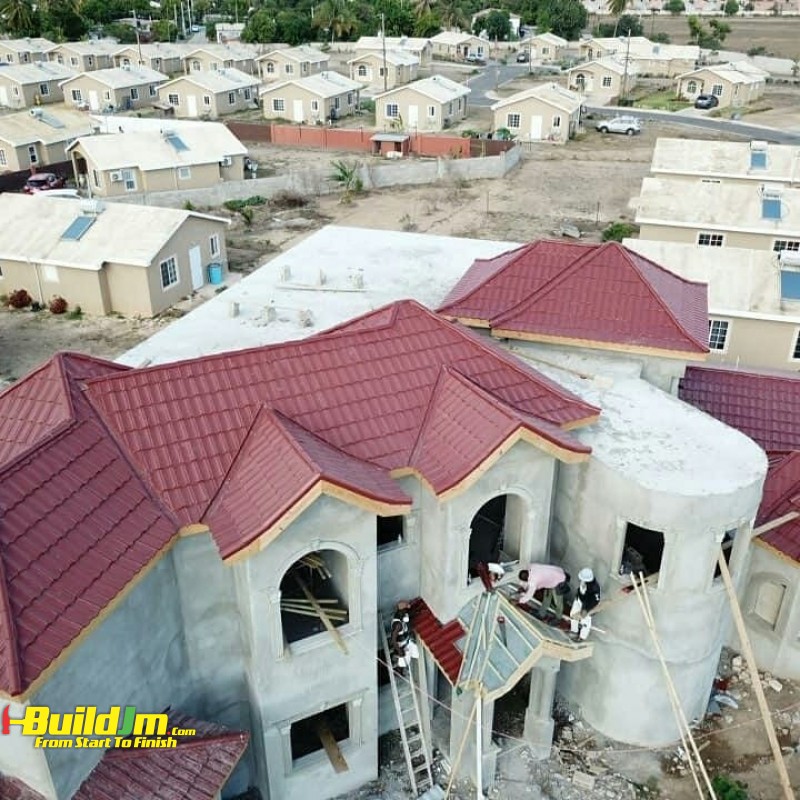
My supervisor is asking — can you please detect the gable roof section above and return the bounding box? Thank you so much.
[376,74,470,102]
[679,365,800,453]
[85,300,597,531]
[60,66,168,90]
[260,71,362,98]
[753,451,800,564]
[439,240,709,357]
[74,711,248,800]
[490,83,581,113]
[204,407,411,559]
[259,45,328,64]
[0,62,75,85]
[159,67,259,93]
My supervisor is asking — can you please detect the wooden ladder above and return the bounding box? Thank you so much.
[380,615,435,798]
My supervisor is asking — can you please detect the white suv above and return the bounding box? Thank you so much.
[595,116,641,136]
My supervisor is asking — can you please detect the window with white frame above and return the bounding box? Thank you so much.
[712,83,723,96]
[334,96,340,109]
[379,67,385,76]
[751,580,786,629]
[70,57,78,66]
[774,239,800,253]
[122,168,136,191]
[347,92,353,105]
[708,319,729,351]
[385,102,399,118]
[311,99,319,112]
[272,97,285,112]
[357,64,367,77]
[224,60,233,68]
[160,256,178,289]
[602,76,613,87]
[228,91,236,105]
[210,233,220,257]
[506,112,520,128]
[244,87,251,100]
[57,54,64,63]
[687,80,697,93]
[191,60,201,71]
[428,105,436,118]
[4,54,11,62]
[177,166,191,180]
[448,101,453,114]
[168,93,179,106]
[27,145,37,164]
[203,95,211,106]
[792,330,800,361]
[130,87,139,100]
[553,115,561,128]
[92,169,101,188]
[266,62,274,73]
[87,56,93,67]
[0,149,6,166]
[698,232,724,247]
[149,84,157,97]
[210,62,218,70]
[39,83,49,96]
[285,63,294,73]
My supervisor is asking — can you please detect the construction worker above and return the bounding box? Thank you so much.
[517,564,570,619]
[390,601,418,676]
[570,567,600,641]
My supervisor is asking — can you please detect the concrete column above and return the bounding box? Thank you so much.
[523,656,561,760]
[416,647,433,759]
[448,691,498,790]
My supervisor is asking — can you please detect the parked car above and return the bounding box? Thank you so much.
[694,94,719,109]
[595,116,641,136]
[465,54,486,65]
[516,51,529,63]
[23,173,66,193]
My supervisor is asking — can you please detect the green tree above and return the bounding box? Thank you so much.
[374,0,415,36]
[687,15,730,48]
[724,0,739,13]
[709,18,731,41]
[651,31,671,43]
[413,9,440,37]
[477,9,511,40]
[275,9,314,44]
[241,9,278,42]
[313,0,358,42]
[437,0,468,31]
[0,0,37,35]
[103,21,138,42]
[151,18,178,41]
[595,13,643,37]
[665,0,685,13]
[537,0,587,41]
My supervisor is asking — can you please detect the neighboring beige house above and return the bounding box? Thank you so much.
[183,44,258,75]
[491,83,582,142]
[430,31,488,61]
[216,22,246,43]
[113,42,188,75]
[348,49,419,91]
[158,69,260,118]
[521,32,568,64]
[676,62,767,109]
[636,176,800,253]
[0,107,96,173]
[260,71,362,123]
[354,35,433,66]
[68,123,247,197]
[650,138,800,187]
[0,37,55,64]
[0,62,75,108]
[374,75,469,132]
[0,193,230,316]
[625,238,800,371]
[257,45,329,81]
[60,66,168,112]
[567,57,637,102]
[48,40,119,71]
[577,36,699,77]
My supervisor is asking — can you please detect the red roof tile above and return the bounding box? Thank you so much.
[85,301,597,528]
[438,240,709,356]
[679,365,800,453]
[755,451,800,563]
[0,775,47,800]
[204,407,411,559]
[411,598,464,683]
[74,711,249,800]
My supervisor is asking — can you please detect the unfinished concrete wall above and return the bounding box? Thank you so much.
[238,495,379,800]
[31,553,191,798]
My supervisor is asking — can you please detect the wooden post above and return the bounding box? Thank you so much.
[293,573,348,654]
[716,551,796,800]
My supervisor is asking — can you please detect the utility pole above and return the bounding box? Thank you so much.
[132,9,143,64]
[381,12,388,93]
[527,31,532,75]
[620,29,631,105]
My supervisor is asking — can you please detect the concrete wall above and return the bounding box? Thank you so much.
[349,55,416,90]
[638,222,781,251]
[262,85,359,124]
[375,85,469,132]
[677,71,764,109]
[553,452,764,745]
[707,312,800,371]
[237,494,380,800]
[159,78,258,119]
[110,146,521,209]
[493,97,579,142]
[259,53,327,81]
[0,76,63,108]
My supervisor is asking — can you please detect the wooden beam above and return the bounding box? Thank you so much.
[293,573,349,654]
[315,722,349,773]
[752,511,799,537]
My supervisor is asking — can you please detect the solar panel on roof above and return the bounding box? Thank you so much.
[165,133,189,152]
[61,215,95,241]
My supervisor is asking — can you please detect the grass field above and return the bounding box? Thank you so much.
[595,14,800,58]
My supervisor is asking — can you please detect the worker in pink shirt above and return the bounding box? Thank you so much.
[516,564,571,620]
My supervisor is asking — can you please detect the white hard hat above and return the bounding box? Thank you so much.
[578,567,594,583]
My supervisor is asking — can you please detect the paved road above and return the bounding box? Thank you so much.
[466,62,532,107]
[587,105,800,144]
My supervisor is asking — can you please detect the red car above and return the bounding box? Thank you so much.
[23,172,66,193]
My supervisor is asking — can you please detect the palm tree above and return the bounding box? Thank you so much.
[313,0,357,42]
[606,0,628,36]
[0,0,35,35]
[414,0,433,19]
[438,0,467,31]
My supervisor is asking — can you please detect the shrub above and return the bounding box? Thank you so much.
[602,221,638,242]
[270,190,308,209]
[240,206,254,226]
[49,296,68,315]
[183,200,196,211]
[8,289,32,309]
[711,775,748,800]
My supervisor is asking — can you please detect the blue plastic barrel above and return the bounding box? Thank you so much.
[208,263,223,285]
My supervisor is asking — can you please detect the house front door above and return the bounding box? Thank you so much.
[530,115,543,140]
[189,246,203,290]
[293,99,304,122]
[187,94,198,117]
[89,90,99,110]
[408,104,418,128]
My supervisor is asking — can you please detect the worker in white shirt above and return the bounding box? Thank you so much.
[516,564,571,620]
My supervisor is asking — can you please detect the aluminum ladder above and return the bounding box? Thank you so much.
[380,615,436,798]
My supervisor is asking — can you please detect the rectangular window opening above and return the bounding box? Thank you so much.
[713,528,737,581]
[160,256,178,288]
[780,270,800,301]
[290,703,350,764]
[619,522,664,578]
[708,319,729,351]
[698,232,724,247]
[377,515,404,548]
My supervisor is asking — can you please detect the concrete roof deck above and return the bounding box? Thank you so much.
[60,65,168,89]
[259,70,362,98]
[490,82,582,113]
[0,107,96,146]
[160,67,259,92]
[375,74,470,102]
[0,61,75,83]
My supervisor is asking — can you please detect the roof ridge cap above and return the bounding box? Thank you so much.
[0,544,23,695]
[408,366,460,467]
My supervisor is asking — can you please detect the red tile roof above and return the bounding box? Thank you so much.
[85,300,597,529]
[679,365,800,454]
[438,240,709,356]
[411,598,465,683]
[0,775,47,800]
[74,711,249,800]
[755,451,800,564]
[0,355,177,697]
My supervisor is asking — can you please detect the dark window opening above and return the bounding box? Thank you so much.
[714,529,736,580]
[290,703,349,762]
[620,523,664,577]
[468,496,507,580]
[280,551,349,644]
[377,649,391,687]
[377,515,404,548]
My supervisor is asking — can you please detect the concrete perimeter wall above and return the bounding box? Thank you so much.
[111,145,521,209]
